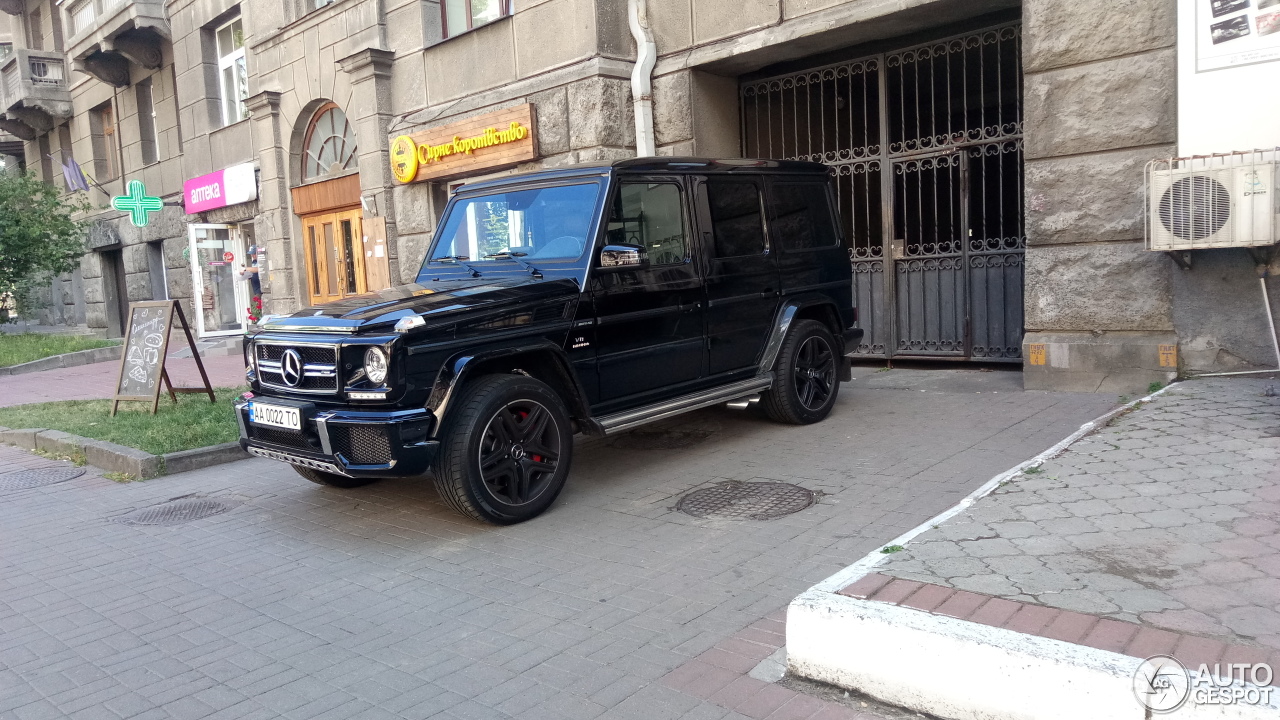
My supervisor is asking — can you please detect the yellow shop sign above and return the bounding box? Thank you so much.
[390,104,539,184]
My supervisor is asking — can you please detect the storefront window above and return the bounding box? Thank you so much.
[302,104,358,180]
[443,0,511,37]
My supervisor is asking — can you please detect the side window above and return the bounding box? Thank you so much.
[606,183,688,266]
[705,179,766,258]
[771,182,839,251]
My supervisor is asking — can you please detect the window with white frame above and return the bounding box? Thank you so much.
[443,0,511,37]
[215,16,247,126]
[69,0,95,36]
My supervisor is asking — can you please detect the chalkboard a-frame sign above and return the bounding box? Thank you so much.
[111,300,216,415]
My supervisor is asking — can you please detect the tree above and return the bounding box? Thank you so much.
[0,170,91,317]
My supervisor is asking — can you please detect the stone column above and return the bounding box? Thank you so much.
[245,90,299,314]
[338,48,401,285]
[1021,0,1178,394]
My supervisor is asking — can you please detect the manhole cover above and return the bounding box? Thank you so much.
[110,496,236,526]
[609,428,713,450]
[0,466,85,491]
[676,481,816,520]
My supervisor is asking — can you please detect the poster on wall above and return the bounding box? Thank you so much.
[1197,0,1280,70]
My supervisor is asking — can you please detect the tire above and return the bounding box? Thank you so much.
[760,319,841,425]
[292,464,379,489]
[430,374,573,525]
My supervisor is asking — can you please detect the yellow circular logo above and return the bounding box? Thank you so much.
[390,135,418,184]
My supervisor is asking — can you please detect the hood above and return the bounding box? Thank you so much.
[256,276,581,333]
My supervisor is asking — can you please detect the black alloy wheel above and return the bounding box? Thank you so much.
[793,335,836,411]
[478,399,562,506]
[761,319,842,425]
[431,374,573,524]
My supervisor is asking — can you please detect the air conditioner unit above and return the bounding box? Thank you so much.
[1146,153,1279,251]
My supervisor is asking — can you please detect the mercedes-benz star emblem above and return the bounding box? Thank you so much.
[280,349,304,387]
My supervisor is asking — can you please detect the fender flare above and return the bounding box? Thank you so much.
[425,341,593,432]
[758,295,846,374]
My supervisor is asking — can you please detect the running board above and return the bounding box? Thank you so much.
[595,376,774,435]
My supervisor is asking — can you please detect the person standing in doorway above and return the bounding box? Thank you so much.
[238,245,263,323]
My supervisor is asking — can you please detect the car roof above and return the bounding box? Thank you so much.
[455,157,829,194]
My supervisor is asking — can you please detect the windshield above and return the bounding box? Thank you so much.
[426,182,601,267]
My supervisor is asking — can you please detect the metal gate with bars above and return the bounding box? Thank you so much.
[741,22,1025,361]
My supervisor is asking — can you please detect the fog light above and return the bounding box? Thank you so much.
[364,347,388,385]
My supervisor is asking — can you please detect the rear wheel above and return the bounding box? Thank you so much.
[431,374,573,525]
[761,319,840,425]
[292,464,379,489]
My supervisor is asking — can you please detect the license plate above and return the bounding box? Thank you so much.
[248,402,301,430]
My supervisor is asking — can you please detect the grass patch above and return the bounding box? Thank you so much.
[0,333,117,368]
[104,471,140,483]
[1023,465,1043,475]
[0,388,245,455]
[880,545,904,554]
[1147,381,1164,394]
[32,447,86,466]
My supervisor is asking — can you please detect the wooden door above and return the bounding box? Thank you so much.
[301,209,366,305]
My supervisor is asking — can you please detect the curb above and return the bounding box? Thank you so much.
[0,344,122,376]
[0,426,247,479]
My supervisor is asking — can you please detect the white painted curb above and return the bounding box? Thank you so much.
[787,382,1280,719]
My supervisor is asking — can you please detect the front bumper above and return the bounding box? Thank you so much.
[234,398,439,478]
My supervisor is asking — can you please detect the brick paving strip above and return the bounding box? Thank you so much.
[839,572,1280,683]
[0,369,1121,720]
[0,352,247,408]
[661,610,880,720]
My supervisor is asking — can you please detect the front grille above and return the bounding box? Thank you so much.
[255,343,339,393]
[330,426,393,465]
[248,425,318,452]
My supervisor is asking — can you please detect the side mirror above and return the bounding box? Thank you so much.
[598,244,649,270]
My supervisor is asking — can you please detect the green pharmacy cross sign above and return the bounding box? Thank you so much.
[111,180,163,227]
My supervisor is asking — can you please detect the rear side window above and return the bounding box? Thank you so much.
[771,182,839,251]
[705,179,766,258]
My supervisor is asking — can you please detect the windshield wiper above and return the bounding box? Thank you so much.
[432,255,481,277]
[484,251,543,278]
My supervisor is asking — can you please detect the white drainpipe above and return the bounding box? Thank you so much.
[628,0,657,157]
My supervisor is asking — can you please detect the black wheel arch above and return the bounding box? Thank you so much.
[760,295,849,372]
[427,342,593,433]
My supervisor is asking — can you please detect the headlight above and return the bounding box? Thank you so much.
[364,347,389,385]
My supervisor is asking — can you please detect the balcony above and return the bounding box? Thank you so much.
[0,49,72,139]
[65,0,169,87]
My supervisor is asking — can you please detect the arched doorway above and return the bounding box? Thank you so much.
[291,102,367,306]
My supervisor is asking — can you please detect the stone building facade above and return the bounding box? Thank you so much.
[1,0,1276,391]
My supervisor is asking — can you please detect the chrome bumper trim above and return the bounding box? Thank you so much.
[245,446,351,477]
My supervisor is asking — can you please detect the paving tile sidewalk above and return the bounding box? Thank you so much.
[873,376,1280,663]
[0,353,247,407]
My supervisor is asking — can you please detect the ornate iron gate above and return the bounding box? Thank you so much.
[741,22,1025,361]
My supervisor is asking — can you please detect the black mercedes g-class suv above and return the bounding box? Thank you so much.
[236,158,862,524]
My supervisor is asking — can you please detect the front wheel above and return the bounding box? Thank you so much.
[760,319,841,425]
[430,374,573,525]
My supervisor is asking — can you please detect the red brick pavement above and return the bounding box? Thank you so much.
[0,353,248,407]
[661,610,883,720]
[840,572,1280,685]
